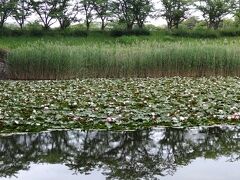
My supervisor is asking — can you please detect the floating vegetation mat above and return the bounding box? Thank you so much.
[0,77,240,133]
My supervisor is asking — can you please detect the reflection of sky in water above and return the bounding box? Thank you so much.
[1,157,240,180]
[163,157,240,180]
[0,127,240,180]
[1,163,105,180]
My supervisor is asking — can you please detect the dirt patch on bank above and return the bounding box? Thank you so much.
[0,48,8,79]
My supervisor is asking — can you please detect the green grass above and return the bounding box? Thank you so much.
[6,40,240,79]
[2,30,240,49]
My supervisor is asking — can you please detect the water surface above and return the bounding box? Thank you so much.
[0,126,240,180]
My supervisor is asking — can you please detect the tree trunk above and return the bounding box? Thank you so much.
[86,21,90,31]
[167,22,172,29]
[101,20,105,31]
[0,21,4,29]
[20,24,23,30]
[138,22,144,29]
[175,23,179,29]
[127,23,133,31]
[43,24,50,30]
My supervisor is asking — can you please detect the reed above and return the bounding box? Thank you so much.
[6,41,240,79]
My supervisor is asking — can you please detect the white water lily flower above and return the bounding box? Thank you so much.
[151,113,156,120]
[218,115,225,120]
[172,117,178,121]
[230,107,237,111]
[43,107,49,111]
[123,101,130,105]
[73,116,80,121]
[179,117,185,121]
[218,110,224,114]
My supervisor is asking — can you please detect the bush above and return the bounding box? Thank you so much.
[110,29,150,37]
[0,28,88,37]
[63,29,88,37]
[9,29,26,36]
[170,28,220,38]
[0,28,12,36]
[28,29,45,37]
[116,36,139,45]
[220,28,240,37]
[170,27,240,38]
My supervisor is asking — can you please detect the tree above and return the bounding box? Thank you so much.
[161,0,191,29]
[79,0,94,31]
[30,0,59,30]
[0,0,17,28]
[13,0,32,29]
[233,0,240,26]
[181,16,199,29]
[195,0,235,29]
[131,0,153,29]
[91,0,110,30]
[54,0,79,29]
[112,0,135,30]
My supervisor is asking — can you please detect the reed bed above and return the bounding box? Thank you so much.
[6,41,240,79]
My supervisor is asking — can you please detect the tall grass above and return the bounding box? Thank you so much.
[6,41,240,79]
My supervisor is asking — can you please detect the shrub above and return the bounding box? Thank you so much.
[171,28,220,38]
[116,36,139,45]
[110,29,150,37]
[220,28,240,37]
[0,28,12,36]
[64,29,88,37]
[0,28,88,37]
[28,29,45,37]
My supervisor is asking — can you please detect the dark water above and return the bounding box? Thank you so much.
[0,126,240,180]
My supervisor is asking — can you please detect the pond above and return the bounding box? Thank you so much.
[0,126,240,180]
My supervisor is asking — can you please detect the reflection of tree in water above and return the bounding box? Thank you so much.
[0,127,240,179]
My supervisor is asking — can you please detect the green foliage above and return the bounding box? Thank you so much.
[161,0,191,29]
[181,16,199,29]
[171,26,240,38]
[115,35,140,44]
[195,0,235,29]
[0,0,17,28]
[171,28,220,38]
[0,28,88,37]
[219,27,240,36]
[12,0,32,29]
[25,21,43,30]
[110,28,150,37]
[112,0,153,30]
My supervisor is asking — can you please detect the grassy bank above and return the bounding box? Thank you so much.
[6,41,240,79]
[2,30,240,49]
[0,78,240,133]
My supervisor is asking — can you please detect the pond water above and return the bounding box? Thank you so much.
[0,126,240,180]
